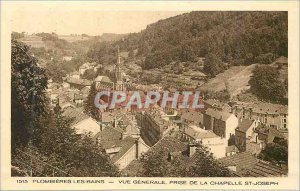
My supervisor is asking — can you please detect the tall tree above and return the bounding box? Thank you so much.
[203,53,224,77]
[84,82,99,120]
[11,40,48,150]
[249,65,286,102]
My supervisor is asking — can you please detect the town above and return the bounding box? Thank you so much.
[11,11,289,178]
[42,46,288,177]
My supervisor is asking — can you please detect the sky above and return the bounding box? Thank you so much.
[10,4,186,36]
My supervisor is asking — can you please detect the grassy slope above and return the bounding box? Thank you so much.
[201,64,257,96]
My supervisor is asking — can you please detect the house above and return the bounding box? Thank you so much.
[253,125,286,149]
[235,119,260,152]
[231,101,288,130]
[181,126,227,158]
[63,107,101,136]
[93,126,149,170]
[203,108,238,142]
[136,109,177,146]
[67,78,92,89]
[73,93,84,106]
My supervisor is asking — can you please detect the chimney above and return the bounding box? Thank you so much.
[187,143,197,157]
[135,139,139,159]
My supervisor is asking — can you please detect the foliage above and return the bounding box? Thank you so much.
[11,40,48,150]
[249,65,286,103]
[11,32,25,40]
[203,53,224,77]
[139,144,233,177]
[258,139,288,165]
[187,146,233,177]
[12,41,119,177]
[36,32,70,49]
[36,112,119,176]
[82,69,97,80]
[84,82,99,120]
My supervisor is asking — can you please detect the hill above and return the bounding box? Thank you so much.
[201,64,256,96]
[116,12,287,74]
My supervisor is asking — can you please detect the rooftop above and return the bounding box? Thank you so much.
[94,75,112,83]
[181,111,203,124]
[205,108,233,121]
[63,107,89,125]
[184,127,218,140]
[236,119,254,133]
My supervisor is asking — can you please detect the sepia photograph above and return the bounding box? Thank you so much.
[1,1,299,190]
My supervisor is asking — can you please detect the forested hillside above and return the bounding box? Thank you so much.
[88,11,287,77]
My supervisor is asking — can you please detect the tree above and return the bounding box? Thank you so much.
[11,40,48,151]
[84,82,99,120]
[258,139,288,165]
[249,65,286,102]
[139,144,234,177]
[203,53,224,77]
[82,69,97,80]
[28,112,119,176]
[139,150,169,177]
[187,146,233,177]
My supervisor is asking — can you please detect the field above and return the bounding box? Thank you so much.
[201,64,257,96]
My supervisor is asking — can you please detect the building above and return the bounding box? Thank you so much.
[66,78,92,89]
[180,126,227,158]
[181,110,203,128]
[235,119,259,152]
[73,93,84,106]
[93,126,149,170]
[203,108,238,142]
[63,107,101,136]
[94,76,114,90]
[231,102,288,130]
[253,125,286,149]
[94,47,126,91]
[136,109,177,146]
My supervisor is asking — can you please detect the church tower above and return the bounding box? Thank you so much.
[114,46,126,91]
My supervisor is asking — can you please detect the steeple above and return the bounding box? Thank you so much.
[114,46,125,91]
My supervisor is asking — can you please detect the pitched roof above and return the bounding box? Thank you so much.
[234,102,288,115]
[205,108,233,121]
[94,75,112,83]
[236,119,254,133]
[63,107,89,125]
[111,136,137,163]
[218,152,287,177]
[80,86,90,95]
[181,111,203,124]
[67,78,92,86]
[74,93,84,100]
[255,126,286,143]
[184,127,218,140]
[246,160,287,177]
[93,126,123,149]
[226,145,239,153]
[218,152,258,171]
